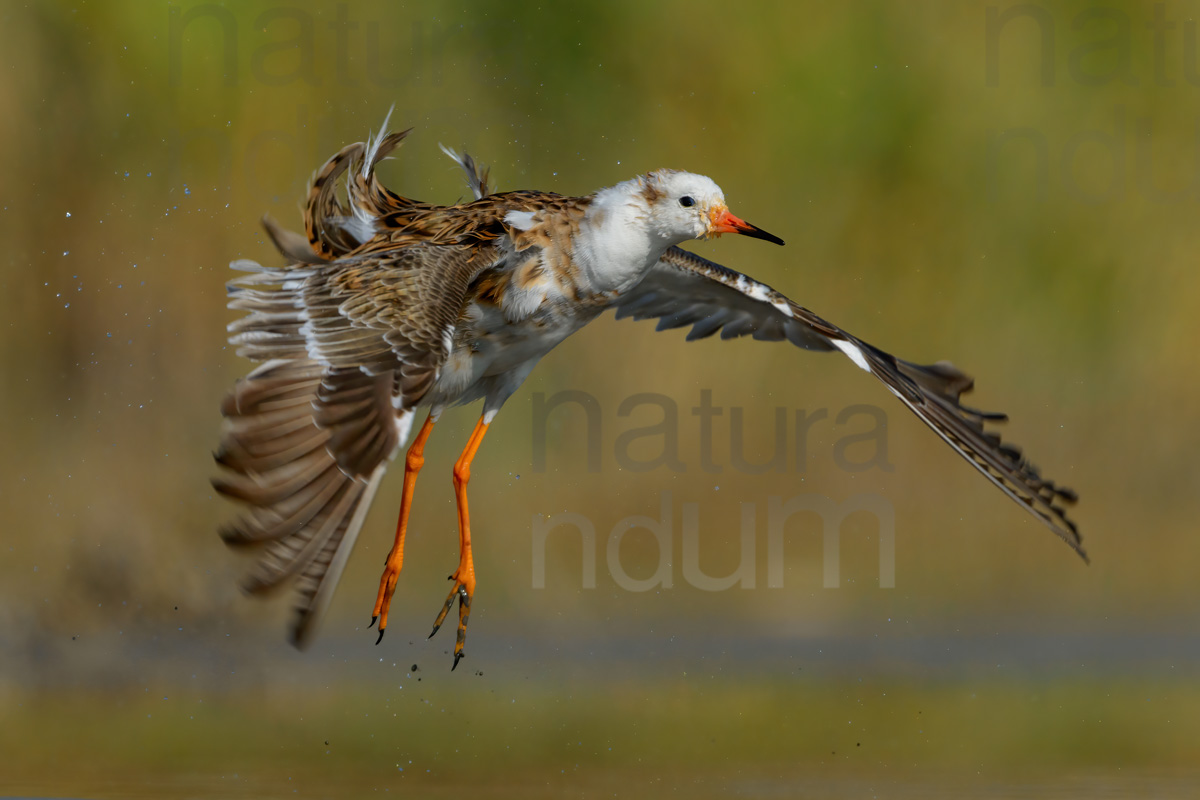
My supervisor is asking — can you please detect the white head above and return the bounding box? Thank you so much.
[572,168,784,296]
[634,169,785,247]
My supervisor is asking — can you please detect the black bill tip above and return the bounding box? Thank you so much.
[738,223,785,246]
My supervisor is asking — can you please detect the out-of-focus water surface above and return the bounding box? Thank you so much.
[3,1,1198,797]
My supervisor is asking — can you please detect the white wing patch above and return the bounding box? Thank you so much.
[832,339,871,372]
[732,271,793,318]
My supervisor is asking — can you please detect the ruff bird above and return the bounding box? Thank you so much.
[214,118,1084,669]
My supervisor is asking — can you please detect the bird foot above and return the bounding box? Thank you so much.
[428,568,474,670]
[371,553,403,644]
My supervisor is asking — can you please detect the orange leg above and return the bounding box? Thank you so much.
[371,413,437,642]
[429,414,489,670]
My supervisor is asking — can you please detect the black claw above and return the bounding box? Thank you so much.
[369,615,377,629]
[428,625,441,640]
[376,628,385,645]
[452,652,463,671]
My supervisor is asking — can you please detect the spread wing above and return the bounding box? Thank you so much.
[213,360,391,647]
[214,120,524,647]
[613,246,1085,561]
[215,242,498,645]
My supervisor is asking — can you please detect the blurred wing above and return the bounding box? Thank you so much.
[613,246,1085,561]
[213,360,395,647]
[215,241,497,646]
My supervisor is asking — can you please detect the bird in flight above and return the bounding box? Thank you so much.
[214,115,1084,669]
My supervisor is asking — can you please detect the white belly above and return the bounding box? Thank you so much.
[425,299,600,410]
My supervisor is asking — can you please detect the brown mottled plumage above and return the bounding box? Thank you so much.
[214,117,1083,666]
[216,121,734,658]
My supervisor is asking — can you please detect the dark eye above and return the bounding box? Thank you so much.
[679,196,695,208]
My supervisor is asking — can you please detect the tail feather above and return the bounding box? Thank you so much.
[350,113,420,232]
[354,129,416,213]
[439,144,492,200]
[302,142,366,260]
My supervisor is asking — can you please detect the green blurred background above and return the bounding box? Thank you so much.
[3,1,1199,797]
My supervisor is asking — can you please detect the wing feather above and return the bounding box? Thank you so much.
[612,246,1085,561]
[217,236,498,645]
[216,120,514,647]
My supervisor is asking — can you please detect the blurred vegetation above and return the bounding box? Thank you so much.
[2,0,1199,795]
[4,674,1200,798]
